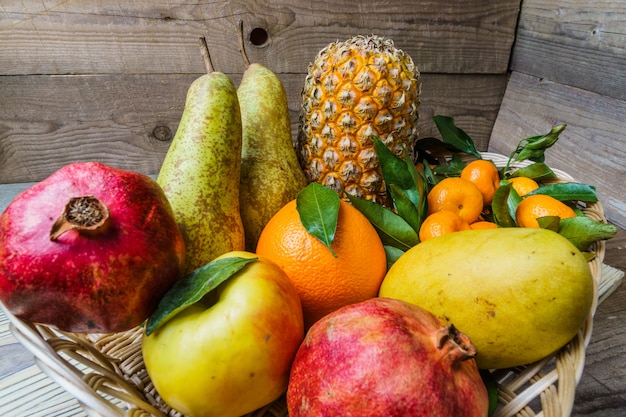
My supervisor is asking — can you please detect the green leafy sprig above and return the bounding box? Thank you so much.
[296,116,616,264]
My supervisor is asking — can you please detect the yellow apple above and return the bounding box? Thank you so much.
[142,251,304,417]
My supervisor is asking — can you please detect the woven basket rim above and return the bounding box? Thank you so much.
[3,152,610,417]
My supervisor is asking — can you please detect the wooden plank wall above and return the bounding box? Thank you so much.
[0,0,521,184]
[489,0,626,228]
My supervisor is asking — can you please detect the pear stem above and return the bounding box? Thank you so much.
[237,19,251,68]
[198,36,214,73]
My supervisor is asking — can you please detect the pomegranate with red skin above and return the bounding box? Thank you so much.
[0,162,186,333]
[287,297,489,417]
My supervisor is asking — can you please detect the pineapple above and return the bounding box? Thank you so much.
[297,35,421,206]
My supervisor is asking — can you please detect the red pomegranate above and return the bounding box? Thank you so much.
[287,297,489,417]
[0,162,186,333]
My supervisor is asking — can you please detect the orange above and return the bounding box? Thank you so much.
[507,176,540,196]
[427,177,484,224]
[515,194,577,228]
[419,210,471,241]
[255,199,387,329]
[470,220,498,230]
[460,159,500,205]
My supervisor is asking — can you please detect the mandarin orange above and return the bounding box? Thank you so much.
[516,194,577,228]
[460,159,500,205]
[427,177,484,224]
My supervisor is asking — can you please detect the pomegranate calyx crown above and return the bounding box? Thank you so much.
[50,195,110,240]
[434,324,477,364]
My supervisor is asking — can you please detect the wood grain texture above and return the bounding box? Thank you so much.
[0,73,507,183]
[489,72,626,229]
[510,0,626,101]
[1,0,520,75]
[573,227,626,416]
[0,0,520,184]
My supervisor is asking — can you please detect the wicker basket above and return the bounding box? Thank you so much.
[2,152,621,417]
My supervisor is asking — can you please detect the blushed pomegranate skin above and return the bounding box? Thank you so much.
[287,297,489,417]
[0,162,186,333]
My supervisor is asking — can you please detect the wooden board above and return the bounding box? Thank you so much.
[489,71,626,229]
[1,0,520,75]
[0,0,521,184]
[510,0,626,101]
[0,73,508,183]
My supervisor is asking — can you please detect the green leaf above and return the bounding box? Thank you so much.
[536,215,561,232]
[558,217,617,251]
[432,153,467,178]
[432,115,482,159]
[388,183,421,232]
[407,159,430,226]
[506,162,557,181]
[491,182,518,227]
[527,182,598,202]
[347,194,420,251]
[504,125,566,172]
[414,137,459,165]
[296,182,341,257]
[373,137,420,207]
[384,245,406,270]
[145,256,257,335]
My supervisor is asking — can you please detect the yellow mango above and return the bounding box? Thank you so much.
[379,227,594,369]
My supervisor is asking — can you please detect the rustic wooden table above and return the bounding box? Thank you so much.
[0,184,624,416]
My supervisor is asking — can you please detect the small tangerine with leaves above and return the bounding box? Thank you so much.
[419,210,471,241]
[516,194,577,228]
[460,159,501,205]
[255,199,387,329]
[427,177,484,224]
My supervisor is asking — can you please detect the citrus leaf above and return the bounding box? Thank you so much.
[145,256,257,335]
[558,216,617,251]
[407,159,430,226]
[384,245,405,270]
[297,182,340,257]
[506,162,557,181]
[347,194,419,251]
[504,125,566,172]
[432,153,466,177]
[432,115,482,159]
[537,215,561,232]
[527,182,598,202]
[373,137,420,207]
[492,182,518,227]
[388,183,421,233]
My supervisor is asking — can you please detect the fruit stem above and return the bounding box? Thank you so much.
[198,36,214,73]
[50,195,111,240]
[237,19,251,68]
[434,324,477,365]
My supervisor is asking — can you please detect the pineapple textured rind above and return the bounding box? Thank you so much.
[297,35,421,206]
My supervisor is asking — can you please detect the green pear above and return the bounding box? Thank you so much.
[157,38,244,274]
[237,32,308,251]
